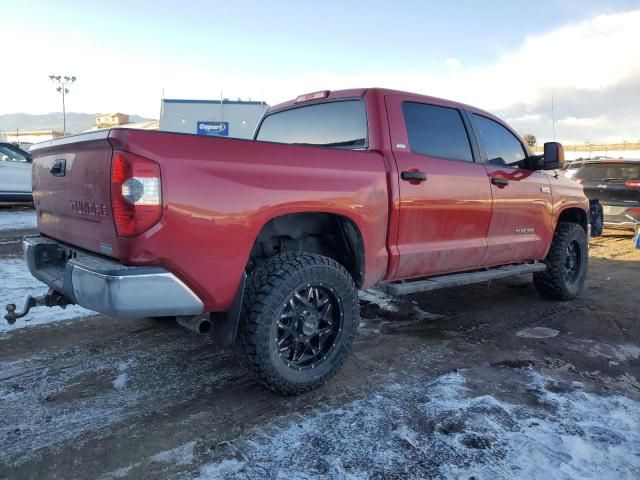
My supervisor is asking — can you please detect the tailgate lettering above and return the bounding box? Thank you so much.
[70,199,109,217]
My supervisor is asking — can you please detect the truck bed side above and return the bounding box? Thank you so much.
[106,129,389,311]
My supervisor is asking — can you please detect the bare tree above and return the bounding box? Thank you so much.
[522,134,537,148]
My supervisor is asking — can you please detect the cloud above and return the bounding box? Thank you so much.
[1,9,639,143]
[445,58,462,69]
[498,75,640,143]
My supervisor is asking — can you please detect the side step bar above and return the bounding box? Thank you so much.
[382,263,546,296]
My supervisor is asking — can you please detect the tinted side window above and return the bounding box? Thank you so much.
[402,102,473,162]
[472,114,526,167]
[0,146,28,162]
[256,100,367,149]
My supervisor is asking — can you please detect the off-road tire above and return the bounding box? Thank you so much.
[237,252,360,395]
[534,222,588,300]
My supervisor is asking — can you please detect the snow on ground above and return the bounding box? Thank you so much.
[197,367,640,480]
[0,209,37,231]
[358,288,400,313]
[0,334,241,468]
[0,258,92,336]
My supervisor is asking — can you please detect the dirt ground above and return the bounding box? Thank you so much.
[0,205,638,479]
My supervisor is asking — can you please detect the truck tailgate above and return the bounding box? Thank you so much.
[31,131,118,257]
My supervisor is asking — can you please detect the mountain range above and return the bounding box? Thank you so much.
[0,113,153,135]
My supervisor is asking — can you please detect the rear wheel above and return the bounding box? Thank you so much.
[237,252,359,395]
[534,222,588,300]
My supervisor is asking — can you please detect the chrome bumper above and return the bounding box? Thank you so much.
[23,236,204,317]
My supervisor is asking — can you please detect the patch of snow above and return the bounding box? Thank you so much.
[112,359,136,390]
[359,288,399,313]
[100,463,140,480]
[196,368,640,479]
[516,327,560,339]
[572,340,640,363]
[198,459,246,478]
[150,441,196,466]
[0,258,93,337]
[411,303,445,321]
[595,343,640,362]
[112,372,128,391]
[0,209,37,231]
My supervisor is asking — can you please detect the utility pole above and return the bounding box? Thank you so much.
[49,75,76,135]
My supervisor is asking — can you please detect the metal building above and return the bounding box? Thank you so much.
[159,99,268,139]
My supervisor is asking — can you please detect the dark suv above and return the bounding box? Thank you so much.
[575,159,640,231]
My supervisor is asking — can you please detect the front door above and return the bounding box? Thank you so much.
[386,95,492,280]
[467,112,553,265]
[0,145,32,195]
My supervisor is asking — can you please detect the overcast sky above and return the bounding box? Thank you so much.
[2,0,639,143]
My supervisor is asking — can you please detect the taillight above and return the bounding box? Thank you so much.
[625,179,640,188]
[629,209,640,214]
[111,151,162,237]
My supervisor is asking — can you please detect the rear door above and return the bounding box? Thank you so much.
[468,112,553,265]
[0,145,32,195]
[386,94,492,279]
[31,131,119,257]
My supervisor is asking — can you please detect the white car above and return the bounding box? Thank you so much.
[0,143,32,201]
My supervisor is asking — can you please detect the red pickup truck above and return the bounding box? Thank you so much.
[6,88,590,395]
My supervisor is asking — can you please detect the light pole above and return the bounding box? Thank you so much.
[49,75,76,135]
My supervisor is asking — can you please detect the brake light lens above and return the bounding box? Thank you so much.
[629,209,640,214]
[625,179,640,188]
[111,151,162,237]
[295,90,330,103]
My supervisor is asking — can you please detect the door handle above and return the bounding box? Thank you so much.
[50,159,66,177]
[491,177,509,187]
[401,170,427,183]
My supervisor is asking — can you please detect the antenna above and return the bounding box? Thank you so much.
[551,95,556,142]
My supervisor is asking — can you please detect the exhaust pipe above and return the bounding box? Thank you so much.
[176,315,212,335]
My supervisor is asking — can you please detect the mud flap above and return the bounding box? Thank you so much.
[210,272,246,347]
[589,200,603,237]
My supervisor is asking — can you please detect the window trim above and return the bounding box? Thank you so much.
[253,97,370,150]
[466,110,528,168]
[401,101,479,164]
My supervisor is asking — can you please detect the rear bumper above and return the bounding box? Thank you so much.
[23,235,204,317]
[604,221,638,231]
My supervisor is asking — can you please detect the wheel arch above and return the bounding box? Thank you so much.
[248,211,366,288]
[556,206,589,233]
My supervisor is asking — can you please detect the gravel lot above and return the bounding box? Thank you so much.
[0,205,638,479]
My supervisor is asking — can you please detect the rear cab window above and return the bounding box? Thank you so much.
[402,102,474,162]
[255,100,367,149]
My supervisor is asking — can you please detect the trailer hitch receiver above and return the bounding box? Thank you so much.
[5,289,73,324]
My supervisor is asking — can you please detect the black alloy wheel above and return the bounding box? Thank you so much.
[237,252,360,395]
[276,284,342,370]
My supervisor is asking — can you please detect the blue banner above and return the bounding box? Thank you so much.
[197,121,229,137]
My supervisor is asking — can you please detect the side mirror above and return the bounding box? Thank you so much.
[543,142,565,170]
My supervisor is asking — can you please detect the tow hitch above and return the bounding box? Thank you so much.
[4,289,73,324]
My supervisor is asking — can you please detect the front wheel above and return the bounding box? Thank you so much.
[237,252,360,395]
[534,222,588,300]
